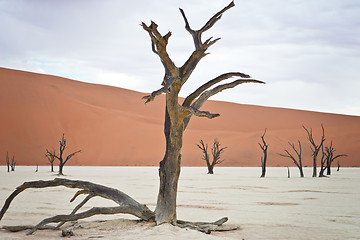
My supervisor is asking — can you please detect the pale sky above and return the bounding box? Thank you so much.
[1,0,359,116]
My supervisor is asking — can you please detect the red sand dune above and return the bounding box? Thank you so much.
[0,67,359,167]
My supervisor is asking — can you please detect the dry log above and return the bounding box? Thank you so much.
[176,217,239,234]
[0,178,154,235]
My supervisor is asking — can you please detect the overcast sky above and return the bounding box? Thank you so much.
[1,0,359,116]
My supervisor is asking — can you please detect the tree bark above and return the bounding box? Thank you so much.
[155,88,185,225]
[299,168,304,178]
[312,151,318,177]
[59,164,64,175]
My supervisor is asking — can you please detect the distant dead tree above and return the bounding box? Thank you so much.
[6,152,10,172]
[197,139,226,174]
[10,156,16,171]
[45,148,56,172]
[279,140,304,177]
[324,141,347,175]
[287,167,290,178]
[319,144,328,177]
[6,152,16,172]
[258,128,269,178]
[46,134,81,175]
[303,124,325,177]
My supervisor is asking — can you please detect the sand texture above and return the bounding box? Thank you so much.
[1,67,359,167]
[0,166,359,239]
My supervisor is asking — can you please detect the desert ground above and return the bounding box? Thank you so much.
[0,166,359,239]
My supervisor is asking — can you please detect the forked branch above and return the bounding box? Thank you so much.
[184,78,264,128]
[179,1,235,84]
[183,106,220,119]
[0,178,155,235]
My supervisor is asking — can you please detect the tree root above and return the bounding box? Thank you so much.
[0,178,238,235]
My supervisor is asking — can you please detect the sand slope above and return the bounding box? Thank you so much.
[0,67,359,167]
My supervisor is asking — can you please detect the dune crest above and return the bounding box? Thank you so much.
[0,67,359,167]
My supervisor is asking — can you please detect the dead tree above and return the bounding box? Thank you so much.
[287,167,290,178]
[0,2,259,235]
[303,124,325,177]
[258,128,269,178]
[141,1,263,224]
[6,152,10,172]
[337,160,340,171]
[319,144,328,177]
[197,139,226,174]
[197,140,210,172]
[10,156,16,171]
[279,140,304,177]
[324,142,347,175]
[6,152,15,172]
[45,148,56,172]
[46,134,81,175]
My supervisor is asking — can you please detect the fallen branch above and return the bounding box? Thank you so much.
[0,178,237,235]
[0,178,154,235]
[176,217,239,234]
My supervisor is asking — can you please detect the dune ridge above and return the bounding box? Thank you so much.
[0,67,359,167]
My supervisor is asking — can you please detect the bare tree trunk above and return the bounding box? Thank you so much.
[260,158,267,178]
[326,165,331,175]
[59,163,64,176]
[299,167,304,178]
[155,93,185,224]
[287,167,290,178]
[258,129,269,178]
[312,153,318,177]
[303,125,325,178]
[10,155,16,171]
[337,161,340,171]
[6,152,10,172]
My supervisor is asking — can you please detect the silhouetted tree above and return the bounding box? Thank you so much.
[45,148,56,172]
[319,144,328,177]
[197,139,226,174]
[46,134,81,175]
[258,128,269,178]
[324,141,347,175]
[6,152,15,172]
[6,152,10,172]
[287,167,290,178]
[10,156,15,171]
[303,124,325,177]
[279,140,304,177]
